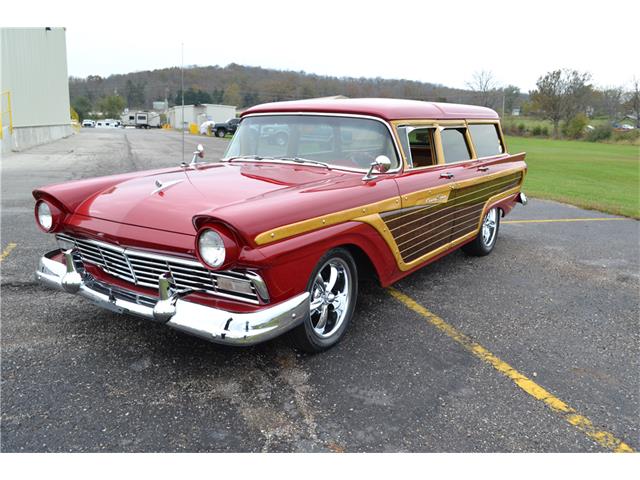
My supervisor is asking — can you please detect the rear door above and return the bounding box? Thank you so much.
[449,122,522,242]
[384,124,465,266]
[438,124,483,242]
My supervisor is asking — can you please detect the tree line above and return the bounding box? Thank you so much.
[69,63,524,119]
[69,63,640,141]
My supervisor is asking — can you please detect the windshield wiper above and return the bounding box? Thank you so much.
[225,155,330,169]
[276,156,331,169]
[225,155,275,162]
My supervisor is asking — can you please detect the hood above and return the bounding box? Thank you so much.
[74,162,349,235]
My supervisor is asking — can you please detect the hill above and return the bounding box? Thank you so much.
[69,63,520,111]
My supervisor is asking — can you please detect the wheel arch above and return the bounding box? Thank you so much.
[340,243,380,285]
[253,220,398,303]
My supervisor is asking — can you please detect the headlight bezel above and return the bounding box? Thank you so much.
[196,225,239,270]
[35,200,62,232]
[198,229,226,268]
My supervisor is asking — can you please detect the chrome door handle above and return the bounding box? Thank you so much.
[477,166,489,172]
[440,172,454,179]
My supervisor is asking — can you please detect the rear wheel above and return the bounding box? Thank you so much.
[462,207,500,256]
[290,248,358,353]
[216,128,226,137]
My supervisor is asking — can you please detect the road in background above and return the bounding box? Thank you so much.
[1,129,638,452]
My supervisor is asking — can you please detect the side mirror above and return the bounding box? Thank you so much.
[363,155,392,181]
[184,144,205,167]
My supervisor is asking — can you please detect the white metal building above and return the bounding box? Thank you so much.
[167,104,236,130]
[1,27,72,153]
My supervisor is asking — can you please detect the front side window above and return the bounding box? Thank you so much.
[224,115,399,171]
[440,128,471,164]
[397,127,437,168]
[469,124,504,158]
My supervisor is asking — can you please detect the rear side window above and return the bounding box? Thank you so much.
[469,124,504,158]
[440,128,471,163]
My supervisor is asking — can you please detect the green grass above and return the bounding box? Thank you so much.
[505,136,640,218]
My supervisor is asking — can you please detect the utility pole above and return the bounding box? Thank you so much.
[181,42,185,165]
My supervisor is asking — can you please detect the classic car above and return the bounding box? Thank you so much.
[34,98,527,352]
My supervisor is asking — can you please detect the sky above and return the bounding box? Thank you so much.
[5,0,639,92]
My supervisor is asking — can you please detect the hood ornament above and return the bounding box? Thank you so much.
[151,179,183,195]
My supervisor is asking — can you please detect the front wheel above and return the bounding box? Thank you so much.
[216,128,226,137]
[462,207,500,256]
[289,248,358,353]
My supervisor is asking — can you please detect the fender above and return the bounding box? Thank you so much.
[252,220,399,302]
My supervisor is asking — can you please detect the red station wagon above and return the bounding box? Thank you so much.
[34,99,527,352]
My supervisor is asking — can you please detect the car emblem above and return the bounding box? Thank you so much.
[151,179,183,195]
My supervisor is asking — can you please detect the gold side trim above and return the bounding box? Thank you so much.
[393,174,520,226]
[254,168,525,253]
[254,197,400,245]
[401,167,523,208]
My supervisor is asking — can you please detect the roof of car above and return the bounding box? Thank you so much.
[242,98,499,121]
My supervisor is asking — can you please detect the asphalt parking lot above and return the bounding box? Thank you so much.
[1,128,638,452]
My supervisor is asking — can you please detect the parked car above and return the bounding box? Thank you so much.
[212,117,240,137]
[260,124,353,146]
[95,119,121,128]
[33,99,527,352]
[82,119,95,128]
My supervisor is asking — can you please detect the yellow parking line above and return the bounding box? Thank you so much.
[387,287,635,453]
[503,218,629,224]
[0,242,17,262]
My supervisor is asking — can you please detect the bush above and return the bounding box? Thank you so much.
[502,122,513,135]
[541,126,549,136]
[585,124,613,142]
[563,113,589,139]
[612,129,640,144]
[532,125,542,136]
[517,123,526,134]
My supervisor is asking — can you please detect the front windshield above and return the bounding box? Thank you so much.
[223,115,400,171]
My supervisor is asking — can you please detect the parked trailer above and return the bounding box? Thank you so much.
[121,111,161,129]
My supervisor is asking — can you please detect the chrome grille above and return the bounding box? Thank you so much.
[57,233,261,304]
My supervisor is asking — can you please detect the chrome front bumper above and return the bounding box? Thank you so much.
[36,250,309,346]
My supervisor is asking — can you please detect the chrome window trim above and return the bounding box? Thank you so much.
[222,112,404,174]
[398,125,438,169]
[395,122,508,171]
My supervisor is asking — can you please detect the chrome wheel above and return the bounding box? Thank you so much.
[309,258,352,338]
[481,208,498,246]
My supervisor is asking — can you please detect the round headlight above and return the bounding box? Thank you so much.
[37,202,53,231]
[198,229,225,268]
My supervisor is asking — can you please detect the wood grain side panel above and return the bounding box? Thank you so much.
[383,171,523,263]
